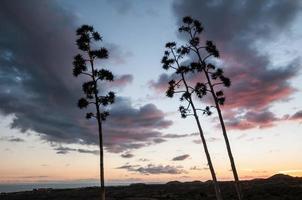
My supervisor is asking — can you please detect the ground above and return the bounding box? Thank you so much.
[1,174,302,200]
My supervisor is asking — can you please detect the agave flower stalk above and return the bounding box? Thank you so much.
[72,25,115,200]
[162,41,223,200]
[178,16,243,200]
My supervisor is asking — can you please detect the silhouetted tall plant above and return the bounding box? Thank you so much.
[73,25,115,200]
[161,45,223,199]
[177,16,243,200]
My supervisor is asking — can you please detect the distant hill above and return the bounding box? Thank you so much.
[166,181,182,185]
[1,174,302,200]
[268,173,295,181]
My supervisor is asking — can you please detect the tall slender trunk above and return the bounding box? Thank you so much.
[181,73,223,200]
[90,58,105,200]
[96,108,105,200]
[206,70,242,200]
[191,102,223,200]
[215,101,242,200]
[195,48,243,200]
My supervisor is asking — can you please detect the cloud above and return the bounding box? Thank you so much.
[0,0,171,153]
[138,158,149,162]
[55,146,99,155]
[290,110,302,120]
[106,0,133,15]
[278,169,302,174]
[158,0,302,130]
[77,148,99,155]
[162,132,197,139]
[192,139,201,144]
[149,73,176,92]
[136,164,185,175]
[0,136,25,142]
[193,136,219,144]
[111,74,133,88]
[225,109,279,130]
[116,163,140,170]
[190,166,208,171]
[241,169,268,174]
[102,98,172,153]
[226,109,302,130]
[117,163,186,175]
[172,154,190,161]
[105,43,133,65]
[121,152,134,158]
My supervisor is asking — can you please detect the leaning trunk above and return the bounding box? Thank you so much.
[204,68,243,200]
[180,72,223,200]
[192,104,223,200]
[193,43,243,200]
[216,102,242,200]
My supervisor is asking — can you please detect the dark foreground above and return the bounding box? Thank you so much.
[1,174,302,200]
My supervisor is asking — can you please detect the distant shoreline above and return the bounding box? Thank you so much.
[1,174,302,200]
[1,173,300,194]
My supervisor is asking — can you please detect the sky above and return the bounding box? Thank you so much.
[0,0,302,186]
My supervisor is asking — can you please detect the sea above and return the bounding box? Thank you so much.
[0,182,129,193]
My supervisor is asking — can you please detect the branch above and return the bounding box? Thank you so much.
[186,101,191,110]
[81,72,93,77]
[174,90,187,94]
[185,44,198,53]
[212,82,224,87]
[88,101,97,105]
[203,54,212,62]
[169,65,178,70]
[206,69,214,74]
[196,108,206,112]
[173,79,183,87]
[197,46,206,50]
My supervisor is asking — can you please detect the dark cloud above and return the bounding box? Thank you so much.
[117,163,186,175]
[116,163,140,170]
[162,132,197,139]
[149,72,201,96]
[153,138,166,143]
[0,0,171,153]
[0,136,25,142]
[136,164,185,175]
[225,110,279,130]
[111,74,133,88]
[149,73,175,92]
[121,152,134,158]
[55,146,99,155]
[103,98,172,153]
[290,110,302,120]
[77,148,99,155]
[104,43,133,65]
[172,154,190,161]
[190,166,208,171]
[227,109,302,130]
[161,0,302,130]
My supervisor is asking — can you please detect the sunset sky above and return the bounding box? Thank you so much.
[0,0,302,185]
